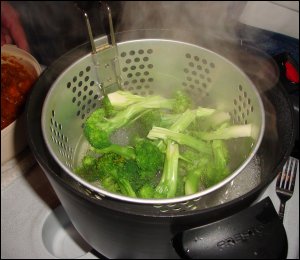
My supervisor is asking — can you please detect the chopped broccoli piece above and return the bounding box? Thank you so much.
[154,142,179,198]
[84,94,176,149]
[138,184,155,198]
[92,144,136,160]
[172,90,192,113]
[134,138,164,174]
[148,127,212,155]
[195,124,252,140]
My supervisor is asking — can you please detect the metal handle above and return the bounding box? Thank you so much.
[75,1,122,95]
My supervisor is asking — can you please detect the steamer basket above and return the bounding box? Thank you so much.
[41,37,265,211]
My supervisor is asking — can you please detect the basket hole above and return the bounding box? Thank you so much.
[138,49,144,55]
[122,67,128,72]
[194,56,200,61]
[90,81,95,86]
[67,82,71,88]
[189,62,194,67]
[148,64,153,69]
[202,59,207,64]
[126,59,131,64]
[121,52,126,57]
[79,71,84,77]
[129,50,135,55]
[78,81,83,87]
[86,66,91,72]
[239,85,243,91]
[185,53,191,59]
[143,57,149,62]
[139,64,145,70]
[131,65,136,70]
[84,76,89,82]
[147,49,153,54]
[209,62,215,68]
[197,65,202,70]
[73,76,77,83]
[144,71,149,76]
[134,57,140,62]
[84,86,88,91]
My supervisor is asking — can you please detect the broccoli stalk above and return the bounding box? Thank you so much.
[156,107,215,151]
[107,90,147,109]
[148,127,212,155]
[154,142,179,198]
[196,124,252,140]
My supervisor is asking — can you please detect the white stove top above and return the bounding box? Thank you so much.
[1,148,299,259]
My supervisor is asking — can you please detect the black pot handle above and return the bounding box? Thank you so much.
[172,197,288,259]
[273,52,299,156]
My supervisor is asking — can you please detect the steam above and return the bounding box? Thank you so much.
[117,1,245,43]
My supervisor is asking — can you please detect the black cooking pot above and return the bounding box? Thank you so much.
[26,31,296,259]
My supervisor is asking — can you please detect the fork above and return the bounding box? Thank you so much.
[276,157,299,222]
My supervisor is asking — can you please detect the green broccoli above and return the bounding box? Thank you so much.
[172,90,192,113]
[134,138,164,175]
[138,184,155,198]
[102,95,116,118]
[154,142,179,198]
[147,127,212,155]
[83,108,112,149]
[84,95,176,149]
[194,124,252,140]
[75,155,100,182]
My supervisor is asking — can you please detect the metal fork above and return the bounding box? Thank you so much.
[276,157,299,222]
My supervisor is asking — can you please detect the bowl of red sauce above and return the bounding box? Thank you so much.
[1,44,42,164]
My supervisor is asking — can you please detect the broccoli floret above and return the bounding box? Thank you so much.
[137,109,163,134]
[172,90,192,113]
[101,176,119,193]
[84,95,176,149]
[95,153,139,197]
[134,138,164,174]
[154,142,179,198]
[75,155,100,182]
[138,184,155,198]
[84,108,111,149]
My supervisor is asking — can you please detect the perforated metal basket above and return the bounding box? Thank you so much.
[41,35,265,211]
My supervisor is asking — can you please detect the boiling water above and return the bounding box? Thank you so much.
[199,155,261,208]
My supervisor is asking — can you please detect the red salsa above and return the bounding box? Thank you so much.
[1,56,37,130]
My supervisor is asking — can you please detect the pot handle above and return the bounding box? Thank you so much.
[172,197,288,259]
[273,52,299,147]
